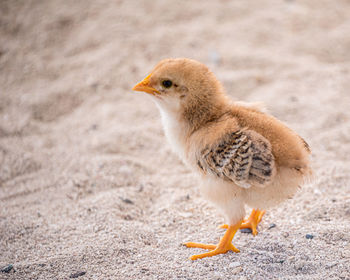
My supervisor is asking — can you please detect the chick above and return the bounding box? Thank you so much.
[133,58,311,260]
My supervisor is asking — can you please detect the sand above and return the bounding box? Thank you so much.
[1,0,350,279]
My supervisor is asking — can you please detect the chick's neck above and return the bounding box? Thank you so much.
[182,93,230,135]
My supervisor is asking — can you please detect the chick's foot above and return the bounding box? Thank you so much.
[184,221,242,260]
[219,209,265,236]
[240,209,265,236]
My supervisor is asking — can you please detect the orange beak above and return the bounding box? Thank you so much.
[132,73,160,95]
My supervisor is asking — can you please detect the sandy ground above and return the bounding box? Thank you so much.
[1,0,350,279]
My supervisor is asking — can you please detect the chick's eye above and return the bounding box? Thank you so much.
[162,80,172,88]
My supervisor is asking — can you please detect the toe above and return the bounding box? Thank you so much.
[184,242,216,250]
[228,243,240,253]
[218,224,228,229]
[190,246,240,260]
[257,210,266,223]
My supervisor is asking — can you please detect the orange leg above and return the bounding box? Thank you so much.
[184,221,242,260]
[219,209,266,236]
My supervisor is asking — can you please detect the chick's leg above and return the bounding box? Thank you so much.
[219,209,265,236]
[184,221,242,260]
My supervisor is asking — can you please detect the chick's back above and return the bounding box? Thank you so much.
[229,105,311,174]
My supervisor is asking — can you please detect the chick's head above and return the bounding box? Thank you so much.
[132,58,226,116]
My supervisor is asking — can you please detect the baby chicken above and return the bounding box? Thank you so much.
[132,58,311,260]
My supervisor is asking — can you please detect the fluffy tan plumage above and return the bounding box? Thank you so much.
[133,58,311,260]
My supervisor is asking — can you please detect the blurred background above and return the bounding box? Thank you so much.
[1,1,350,279]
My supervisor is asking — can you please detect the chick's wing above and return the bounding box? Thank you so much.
[198,129,276,188]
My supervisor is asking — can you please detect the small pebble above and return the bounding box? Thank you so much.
[1,264,13,273]
[306,234,314,239]
[214,271,223,278]
[282,232,289,238]
[290,96,298,102]
[229,261,241,268]
[232,266,243,274]
[179,212,192,218]
[69,271,86,278]
[140,268,149,273]
[240,228,252,234]
[268,223,276,230]
[209,50,221,66]
[90,124,98,130]
[120,197,134,204]
[123,214,133,220]
[325,262,338,269]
